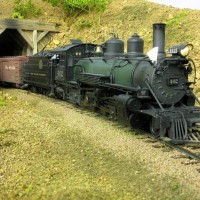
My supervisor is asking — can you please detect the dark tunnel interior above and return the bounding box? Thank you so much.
[0,29,27,56]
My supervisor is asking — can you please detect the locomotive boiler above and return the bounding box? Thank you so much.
[22,23,200,143]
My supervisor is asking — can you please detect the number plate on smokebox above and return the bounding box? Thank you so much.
[168,78,179,86]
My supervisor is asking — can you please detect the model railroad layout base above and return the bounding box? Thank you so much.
[1,23,200,144]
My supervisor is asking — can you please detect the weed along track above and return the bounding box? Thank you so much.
[1,89,200,199]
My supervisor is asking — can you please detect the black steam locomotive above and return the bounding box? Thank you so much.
[22,23,200,143]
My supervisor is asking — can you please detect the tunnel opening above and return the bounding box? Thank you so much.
[0,29,28,56]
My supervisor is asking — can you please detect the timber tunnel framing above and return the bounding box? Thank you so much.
[0,19,60,56]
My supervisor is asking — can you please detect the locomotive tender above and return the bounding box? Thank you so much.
[22,23,200,143]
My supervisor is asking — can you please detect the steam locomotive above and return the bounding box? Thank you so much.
[3,23,200,143]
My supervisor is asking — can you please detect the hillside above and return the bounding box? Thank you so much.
[1,0,200,53]
[1,0,200,91]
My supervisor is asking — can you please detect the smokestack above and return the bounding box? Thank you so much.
[153,23,166,58]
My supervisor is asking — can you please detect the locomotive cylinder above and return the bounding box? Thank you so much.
[153,23,166,58]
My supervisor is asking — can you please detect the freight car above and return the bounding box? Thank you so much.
[0,56,28,87]
[3,23,200,143]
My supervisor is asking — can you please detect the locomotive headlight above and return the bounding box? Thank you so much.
[168,44,193,57]
[180,44,193,57]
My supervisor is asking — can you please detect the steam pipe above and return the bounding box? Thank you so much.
[153,23,166,58]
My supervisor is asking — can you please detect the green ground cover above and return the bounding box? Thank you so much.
[0,89,199,199]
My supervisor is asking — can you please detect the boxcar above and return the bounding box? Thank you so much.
[0,56,29,87]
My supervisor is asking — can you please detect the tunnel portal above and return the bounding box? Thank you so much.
[0,19,59,56]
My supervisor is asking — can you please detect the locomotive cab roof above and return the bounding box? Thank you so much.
[51,43,97,53]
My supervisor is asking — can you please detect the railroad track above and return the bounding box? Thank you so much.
[160,139,200,163]
[138,129,200,163]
